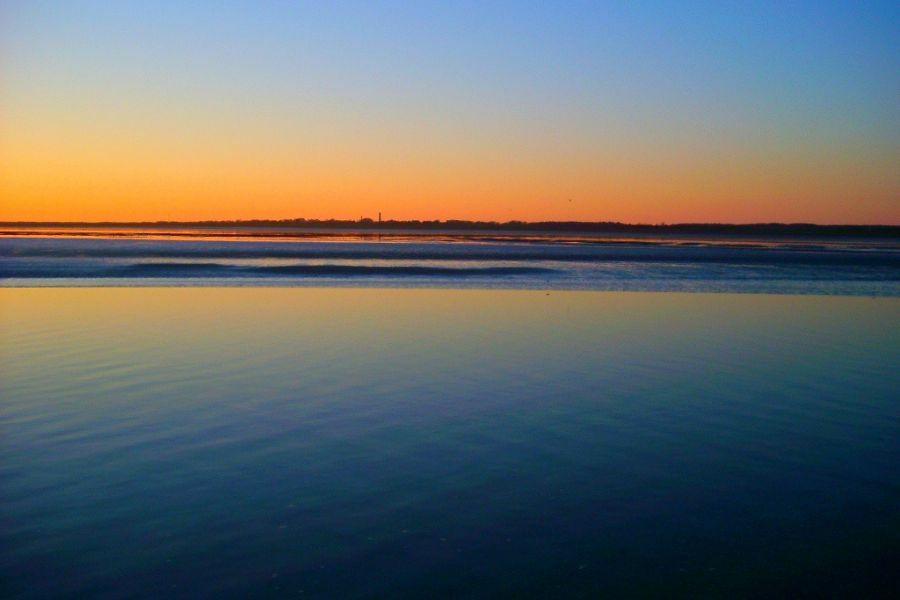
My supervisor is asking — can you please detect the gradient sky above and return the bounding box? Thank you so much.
[2,1,898,223]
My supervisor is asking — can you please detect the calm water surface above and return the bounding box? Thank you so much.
[1,289,899,597]
[3,234,898,295]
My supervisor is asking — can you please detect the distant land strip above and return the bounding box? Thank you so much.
[2,220,899,238]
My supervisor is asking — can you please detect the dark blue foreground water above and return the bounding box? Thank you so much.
[1,289,898,597]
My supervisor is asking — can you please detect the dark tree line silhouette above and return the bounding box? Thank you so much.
[3,218,898,238]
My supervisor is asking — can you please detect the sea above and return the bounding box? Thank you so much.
[1,228,899,597]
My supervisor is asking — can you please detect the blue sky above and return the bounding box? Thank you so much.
[2,1,898,222]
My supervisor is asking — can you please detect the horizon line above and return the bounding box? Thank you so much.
[2,219,898,230]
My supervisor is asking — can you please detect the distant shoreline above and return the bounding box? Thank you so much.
[2,220,898,238]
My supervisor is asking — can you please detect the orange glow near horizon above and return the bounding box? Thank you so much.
[3,122,897,224]
[3,95,897,224]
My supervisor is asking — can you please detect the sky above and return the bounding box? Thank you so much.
[1,0,898,224]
